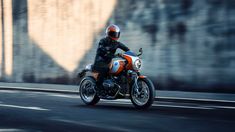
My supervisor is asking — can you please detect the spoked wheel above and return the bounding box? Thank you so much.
[131,77,155,109]
[79,76,100,105]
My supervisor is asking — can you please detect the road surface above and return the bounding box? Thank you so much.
[0,90,234,132]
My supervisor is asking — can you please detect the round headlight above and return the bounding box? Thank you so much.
[134,59,141,70]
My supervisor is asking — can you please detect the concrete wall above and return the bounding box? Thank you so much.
[1,0,117,83]
[79,0,235,92]
[0,0,234,92]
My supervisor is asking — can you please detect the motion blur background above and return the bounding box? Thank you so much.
[0,0,234,92]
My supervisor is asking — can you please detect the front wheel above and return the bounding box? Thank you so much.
[130,77,155,109]
[79,76,100,105]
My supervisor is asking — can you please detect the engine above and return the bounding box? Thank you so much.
[102,79,119,97]
[101,74,129,98]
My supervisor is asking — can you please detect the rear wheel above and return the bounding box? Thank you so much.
[130,77,155,109]
[79,76,100,105]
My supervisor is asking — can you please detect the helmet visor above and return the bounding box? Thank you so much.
[108,31,120,38]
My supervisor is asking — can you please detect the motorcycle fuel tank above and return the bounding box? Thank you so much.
[110,59,125,75]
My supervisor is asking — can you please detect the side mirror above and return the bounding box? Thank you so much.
[138,48,143,56]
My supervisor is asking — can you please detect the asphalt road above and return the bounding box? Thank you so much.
[0,90,235,132]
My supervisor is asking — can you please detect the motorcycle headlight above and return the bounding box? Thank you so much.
[134,59,141,71]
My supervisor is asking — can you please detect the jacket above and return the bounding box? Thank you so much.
[94,37,129,65]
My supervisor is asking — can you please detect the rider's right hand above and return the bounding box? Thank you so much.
[115,53,122,57]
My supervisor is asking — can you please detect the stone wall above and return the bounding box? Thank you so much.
[0,0,234,92]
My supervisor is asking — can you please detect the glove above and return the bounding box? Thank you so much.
[117,53,122,57]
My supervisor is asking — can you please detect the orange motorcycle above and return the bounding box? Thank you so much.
[78,48,155,109]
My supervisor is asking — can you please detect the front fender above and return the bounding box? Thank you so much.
[138,75,146,79]
[135,76,156,91]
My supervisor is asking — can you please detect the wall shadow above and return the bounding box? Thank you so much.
[75,0,235,93]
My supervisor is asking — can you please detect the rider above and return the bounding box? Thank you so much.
[93,24,130,90]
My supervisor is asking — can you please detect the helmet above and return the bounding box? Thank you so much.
[105,24,120,41]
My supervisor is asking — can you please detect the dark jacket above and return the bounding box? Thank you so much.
[93,37,129,71]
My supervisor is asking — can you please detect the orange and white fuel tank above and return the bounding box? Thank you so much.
[110,59,126,75]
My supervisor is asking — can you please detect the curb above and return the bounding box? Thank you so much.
[156,97,235,107]
[0,86,78,94]
[1,86,235,107]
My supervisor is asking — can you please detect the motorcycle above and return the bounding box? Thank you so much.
[78,48,155,109]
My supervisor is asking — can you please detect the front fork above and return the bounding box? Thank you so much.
[134,76,141,95]
[128,70,145,96]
